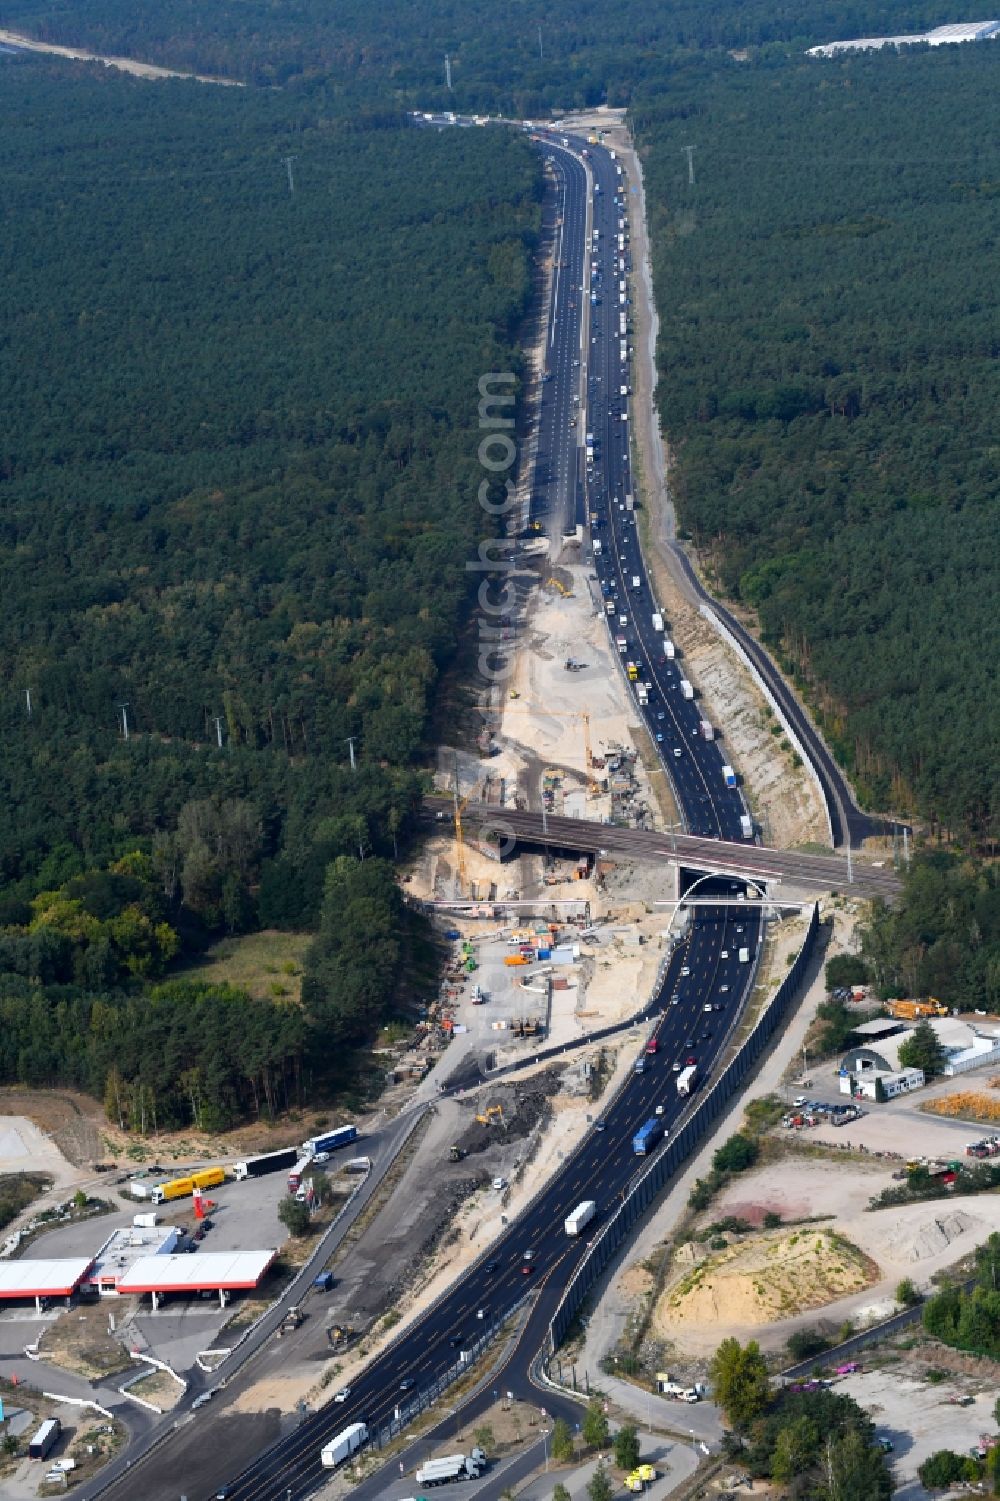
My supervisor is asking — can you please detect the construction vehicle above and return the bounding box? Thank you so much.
[504,954,529,967]
[415,1448,487,1485]
[546,577,572,598]
[448,1144,466,1162]
[475,1105,504,1127]
[885,998,949,1020]
[276,1306,305,1338]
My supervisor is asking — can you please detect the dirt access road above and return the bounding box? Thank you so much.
[0,28,241,84]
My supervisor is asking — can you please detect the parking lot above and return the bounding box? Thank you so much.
[838,1368,994,1501]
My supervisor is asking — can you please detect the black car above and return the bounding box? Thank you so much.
[399,1377,416,1391]
[484,1260,498,1274]
[448,1334,463,1347]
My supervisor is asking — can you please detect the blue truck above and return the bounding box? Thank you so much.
[632,1118,665,1157]
[301,1124,359,1157]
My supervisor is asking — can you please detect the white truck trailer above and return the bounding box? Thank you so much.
[415,1447,487,1485]
[320,1422,367,1469]
[676,1064,698,1098]
[564,1200,597,1236]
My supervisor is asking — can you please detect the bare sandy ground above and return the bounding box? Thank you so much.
[0,1115,87,1195]
[0,28,242,84]
[660,1153,1000,1355]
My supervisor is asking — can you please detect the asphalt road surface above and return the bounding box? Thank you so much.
[89,123,840,1501]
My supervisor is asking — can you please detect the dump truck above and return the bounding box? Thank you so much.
[564,1200,597,1236]
[320,1422,367,1469]
[415,1448,487,1485]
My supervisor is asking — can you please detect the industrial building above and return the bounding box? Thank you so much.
[85,1222,181,1296]
[808,19,1000,56]
[839,1016,1000,1099]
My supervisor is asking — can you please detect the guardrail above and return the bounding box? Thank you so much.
[547,902,820,1350]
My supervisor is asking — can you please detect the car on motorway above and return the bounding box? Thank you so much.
[449,1335,463,1347]
[721,950,729,960]
[656,733,664,743]
[684,1038,695,1048]
[656,711,665,721]
[670,995,681,1006]
[484,1260,498,1274]
[703,1003,713,1012]
[720,984,730,993]
[671,1061,682,1072]
[655,1104,665,1116]
[399,1377,416,1391]
[681,965,691,976]
[594,1119,607,1131]
[334,1387,352,1403]
[685,1055,697,1066]
[312,1151,331,1165]
[673,747,682,758]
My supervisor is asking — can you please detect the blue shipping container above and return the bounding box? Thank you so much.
[632,1118,664,1156]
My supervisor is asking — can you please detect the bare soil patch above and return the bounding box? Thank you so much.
[37,1299,134,1381]
[656,1228,877,1335]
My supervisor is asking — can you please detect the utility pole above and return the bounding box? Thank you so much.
[118,703,130,742]
[538,25,543,59]
[444,54,452,90]
[24,688,31,717]
[903,825,910,864]
[282,155,297,196]
[681,144,696,186]
[345,736,357,771]
[847,842,853,885]
[213,715,225,748]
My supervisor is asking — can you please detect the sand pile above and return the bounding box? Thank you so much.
[655,1229,876,1333]
[887,1209,985,1263]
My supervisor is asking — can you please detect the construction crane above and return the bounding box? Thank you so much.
[452,753,468,897]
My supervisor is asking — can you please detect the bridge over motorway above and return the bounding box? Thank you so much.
[422,797,903,900]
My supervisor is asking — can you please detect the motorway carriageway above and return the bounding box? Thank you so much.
[125,126,773,1501]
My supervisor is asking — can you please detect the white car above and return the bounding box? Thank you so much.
[334,1387,352,1403]
[492,1177,507,1191]
[681,966,690,977]
[703,1003,713,1013]
[312,1152,331,1165]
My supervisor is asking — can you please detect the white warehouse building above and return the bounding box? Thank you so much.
[808,20,1000,56]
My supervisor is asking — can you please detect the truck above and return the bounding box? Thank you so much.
[619,313,627,335]
[302,1125,358,1157]
[320,1422,368,1469]
[132,1212,158,1229]
[564,1200,597,1236]
[679,678,694,699]
[234,1146,299,1182]
[740,813,753,840]
[631,575,641,590]
[652,612,664,633]
[699,718,714,741]
[739,947,751,964]
[415,1448,487,1486]
[721,764,737,788]
[627,662,638,681]
[663,638,675,659]
[28,1420,61,1461]
[150,1167,225,1205]
[288,1154,313,1192]
[885,998,949,1020]
[676,1064,698,1098]
[625,494,634,511]
[615,636,627,653]
[636,683,649,705]
[633,1118,664,1156]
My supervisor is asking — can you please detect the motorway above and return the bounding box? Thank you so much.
[98,126,825,1501]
